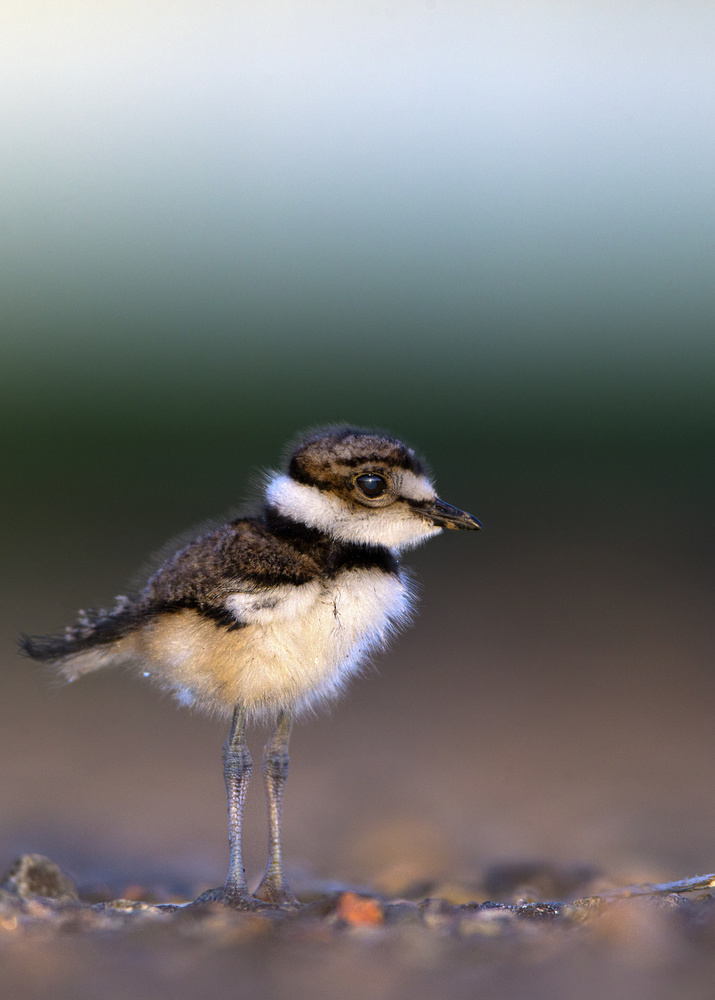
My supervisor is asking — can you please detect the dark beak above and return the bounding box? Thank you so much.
[420,497,483,531]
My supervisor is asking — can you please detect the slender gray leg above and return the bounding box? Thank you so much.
[254,711,299,906]
[224,706,252,894]
[193,705,254,907]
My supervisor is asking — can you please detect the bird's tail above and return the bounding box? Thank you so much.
[20,595,146,681]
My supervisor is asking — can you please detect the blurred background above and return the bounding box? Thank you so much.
[2,0,714,916]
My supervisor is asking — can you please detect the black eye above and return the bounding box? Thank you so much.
[355,473,388,498]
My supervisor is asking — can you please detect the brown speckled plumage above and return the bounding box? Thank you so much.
[22,509,399,663]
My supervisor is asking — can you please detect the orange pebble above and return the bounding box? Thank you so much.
[336,892,384,927]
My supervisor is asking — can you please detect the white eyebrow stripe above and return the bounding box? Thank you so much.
[393,471,436,502]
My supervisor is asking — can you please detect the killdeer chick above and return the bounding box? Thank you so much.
[22,426,481,908]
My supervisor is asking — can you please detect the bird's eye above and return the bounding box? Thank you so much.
[355,473,388,499]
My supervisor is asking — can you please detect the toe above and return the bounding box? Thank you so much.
[253,879,300,908]
[191,886,265,910]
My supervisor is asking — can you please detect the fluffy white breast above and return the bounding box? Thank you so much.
[196,567,414,718]
[265,475,442,550]
[128,563,414,721]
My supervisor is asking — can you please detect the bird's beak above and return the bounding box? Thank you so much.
[420,497,482,531]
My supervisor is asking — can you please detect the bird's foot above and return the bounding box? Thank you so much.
[190,886,268,911]
[253,875,301,909]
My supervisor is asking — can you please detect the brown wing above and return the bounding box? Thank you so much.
[143,516,323,609]
[22,516,324,664]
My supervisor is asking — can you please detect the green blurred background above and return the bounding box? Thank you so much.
[2,0,714,904]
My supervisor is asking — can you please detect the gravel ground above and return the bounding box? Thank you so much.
[2,854,715,1000]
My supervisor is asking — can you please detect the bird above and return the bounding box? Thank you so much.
[21,426,481,908]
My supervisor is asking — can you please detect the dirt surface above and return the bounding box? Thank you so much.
[2,853,715,1000]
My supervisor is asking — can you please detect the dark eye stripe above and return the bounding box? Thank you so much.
[355,473,388,498]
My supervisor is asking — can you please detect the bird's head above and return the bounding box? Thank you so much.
[265,426,481,550]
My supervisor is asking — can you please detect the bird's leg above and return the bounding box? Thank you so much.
[224,705,253,895]
[254,711,299,907]
[193,705,255,908]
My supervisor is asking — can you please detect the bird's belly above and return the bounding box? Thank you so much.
[137,569,412,719]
